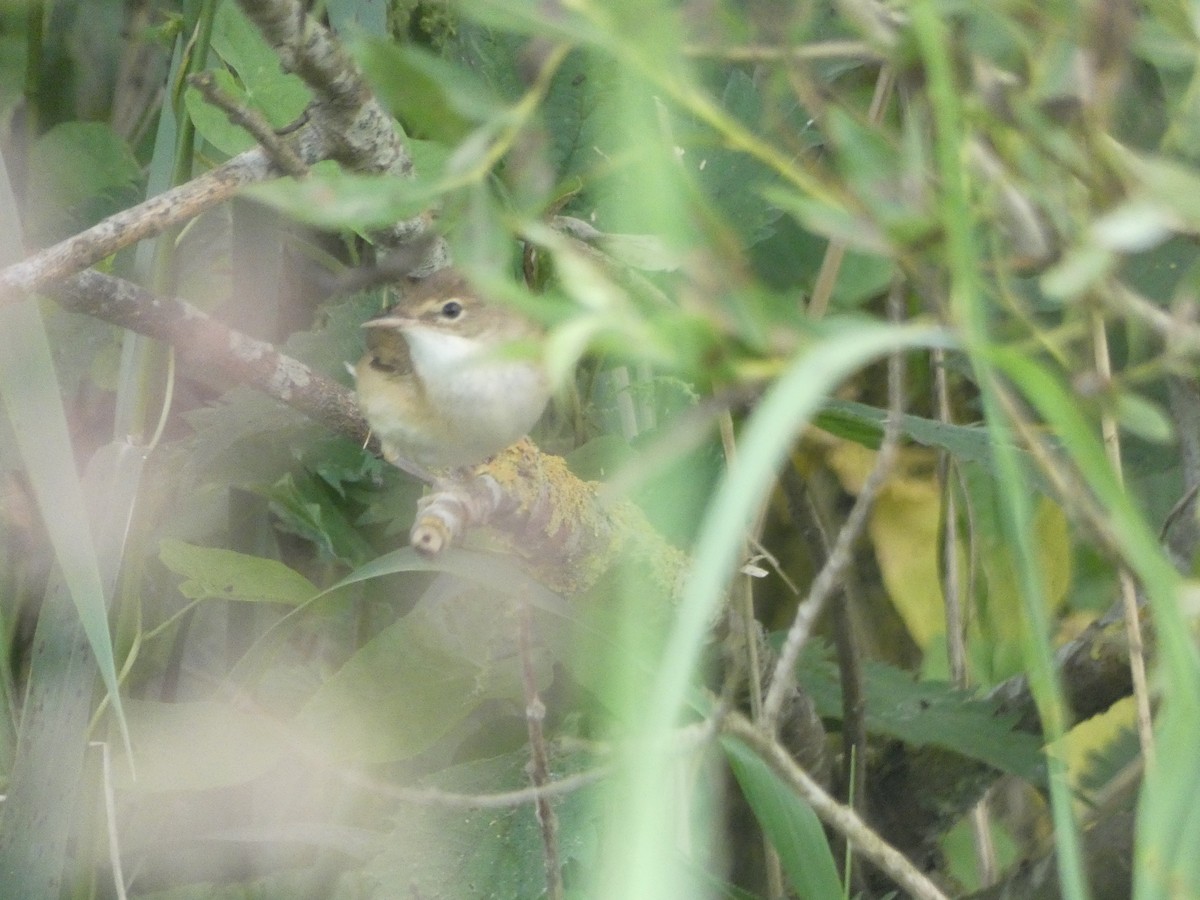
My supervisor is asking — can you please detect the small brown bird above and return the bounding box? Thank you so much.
[354,270,550,470]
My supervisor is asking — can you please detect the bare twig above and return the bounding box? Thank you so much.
[1089,307,1154,766]
[723,713,951,900]
[0,149,273,296]
[761,278,907,729]
[187,72,309,177]
[783,468,869,814]
[52,270,371,447]
[337,765,612,810]
[682,40,882,63]
[517,597,564,900]
[233,0,444,267]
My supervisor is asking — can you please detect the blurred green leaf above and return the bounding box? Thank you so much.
[244,166,443,231]
[353,37,500,142]
[801,652,1047,784]
[211,1,311,127]
[26,122,142,240]
[158,538,318,604]
[0,151,131,750]
[1115,391,1175,444]
[116,700,288,793]
[294,614,484,764]
[1135,699,1200,899]
[363,748,603,896]
[721,736,843,900]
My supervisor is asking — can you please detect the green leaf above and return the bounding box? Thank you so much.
[258,471,377,567]
[721,736,843,900]
[681,69,788,247]
[766,186,891,255]
[26,122,142,240]
[294,614,485,764]
[363,748,603,896]
[0,151,131,751]
[801,652,1047,784]
[1115,391,1175,444]
[243,166,443,231]
[184,70,255,156]
[1135,699,1200,899]
[353,37,500,142]
[158,539,318,604]
[115,700,288,793]
[211,2,311,127]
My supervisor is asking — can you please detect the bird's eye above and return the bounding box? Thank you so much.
[440,300,463,320]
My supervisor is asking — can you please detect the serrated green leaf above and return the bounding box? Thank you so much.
[158,539,318,604]
[364,748,602,896]
[721,736,843,900]
[800,650,1047,784]
[259,471,376,567]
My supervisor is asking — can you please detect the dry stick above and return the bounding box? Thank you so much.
[0,148,273,296]
[52,269,373,450]
[782,469,868,815]
[682,40,881,63]
[1089,307,1155,766]
[187,72,309,177]
[723,713,951,900]
[517,596,565,900]
[761,278,907,730]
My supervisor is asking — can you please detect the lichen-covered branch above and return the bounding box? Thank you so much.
[413,440,688,597]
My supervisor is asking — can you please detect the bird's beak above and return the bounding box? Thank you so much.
[361,315,412,330]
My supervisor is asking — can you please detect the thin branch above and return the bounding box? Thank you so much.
[233,0,443,265]
[187,72,309,177]
[0,148,273,296]
[761,278,907,729]
[722,713,951,900]
[682,40,882,63]
[518,596,564,900]
[52,270,371,448]
[336,765,612,811]
[1089,306,1154,765]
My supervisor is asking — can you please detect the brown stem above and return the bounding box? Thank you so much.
[187,72,309,177]
[52,270,370,447]
[517,596,564,900]
[0,149,273,296]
